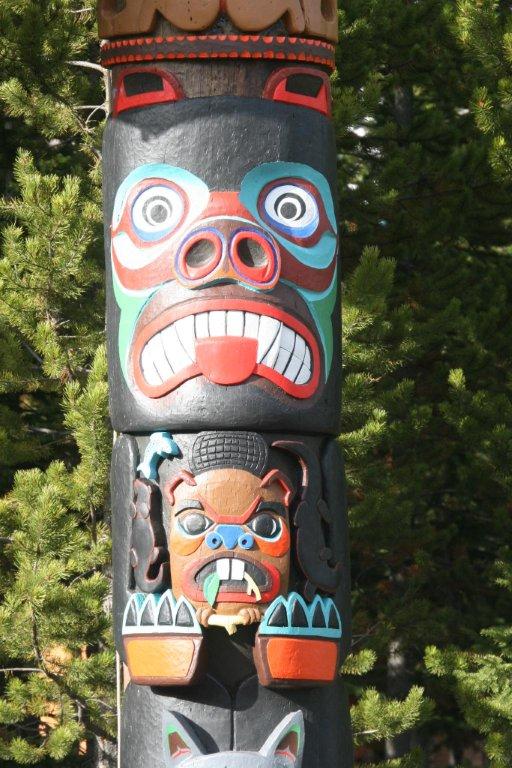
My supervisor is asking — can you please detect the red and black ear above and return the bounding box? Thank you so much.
[113,68,185,117]
[263,67,331,117]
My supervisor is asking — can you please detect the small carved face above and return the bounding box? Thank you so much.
[166,468,292,616]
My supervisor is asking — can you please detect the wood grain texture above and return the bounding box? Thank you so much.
[98,0,338,42]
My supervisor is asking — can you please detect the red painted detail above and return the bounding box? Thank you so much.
[196,336,258,385]
[131,298,322,400]
[102,51,335,68]
[260,469,294,508]
[177,230,223,281]
[183,554,281,605]
[263,66,332,117]
[113,67,185,117]
[230,230,278,285]
[265,637,339,681]
[257,176,334,247]
[113,184,334,293]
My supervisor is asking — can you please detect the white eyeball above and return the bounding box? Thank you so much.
[263,184,320,238]
[131,184,184,241]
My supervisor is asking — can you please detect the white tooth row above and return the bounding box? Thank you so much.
[140,310,312,387]
[216,558,245,581]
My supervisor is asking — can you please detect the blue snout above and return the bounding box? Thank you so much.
[206,525,255,551]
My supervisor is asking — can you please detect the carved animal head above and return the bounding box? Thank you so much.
[165,432,293,620]
[163,710,304,767]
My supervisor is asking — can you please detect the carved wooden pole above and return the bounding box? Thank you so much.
[99,2,352,765]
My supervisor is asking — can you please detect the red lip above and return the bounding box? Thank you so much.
[131,298,322,399]
[182,553,281,605]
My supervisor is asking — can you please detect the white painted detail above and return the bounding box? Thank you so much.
[175,315,196,360]
[195,312,209,338]
[209,310,226,336]
[244,312,260,339]
[257,316,281,362]
[216,559,230,580]
[231,559,246,581]
[226,310,244,336]
[160,324,192,373]
[139,310,314,387]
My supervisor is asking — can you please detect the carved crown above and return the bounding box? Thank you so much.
[98,0,338,43]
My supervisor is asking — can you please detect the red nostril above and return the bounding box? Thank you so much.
[177,231,222,281]
[231,231,278,287]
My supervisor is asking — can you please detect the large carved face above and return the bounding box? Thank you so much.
[104,78,340,432]
[112,161,337,402]
[166,466,292,617]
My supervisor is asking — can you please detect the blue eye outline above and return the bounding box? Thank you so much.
[131,182,185,243]
[260,182,320,240]
[247,513,282,541]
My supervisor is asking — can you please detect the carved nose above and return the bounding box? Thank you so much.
[177,228,223,282]
[230,229,278,286]
[211,525,247,550]
[176,224,279,289]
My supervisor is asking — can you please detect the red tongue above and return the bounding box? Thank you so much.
[195,337,258,385]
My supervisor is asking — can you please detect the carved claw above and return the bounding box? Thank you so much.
[238,607,262,626]
[197,606,215,628]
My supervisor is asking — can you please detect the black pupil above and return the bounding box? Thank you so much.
[251,514,276,538]
[281,202,298,219]
[182,513,208,535]
[276,193,305,221]
[144,198,169,224]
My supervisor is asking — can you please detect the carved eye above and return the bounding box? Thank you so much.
[131,184,185,242]
[262,184,320,239]
[178,512,213,537]
[113,69,184,116]
[248,513,281,541]
[263,67,332,117]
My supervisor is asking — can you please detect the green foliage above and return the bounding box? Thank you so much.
[0,1,112,765]
[0,0,511,766]
[337,0,512,764]
[352,687,431,746]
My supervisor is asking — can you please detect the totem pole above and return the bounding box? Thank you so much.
[99,2,352,765]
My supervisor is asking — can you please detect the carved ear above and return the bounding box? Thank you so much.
[260,711,305,767]
[162,712,205,766]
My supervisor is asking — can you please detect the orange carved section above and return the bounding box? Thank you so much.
[123,635,204,686]
[99,0,220,37]
[254,636,339,687]
[226,0,305,34]
[98,0,338,42]
[303,0,337,41]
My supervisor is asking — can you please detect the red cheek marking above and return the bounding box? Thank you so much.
[255,524,291,558]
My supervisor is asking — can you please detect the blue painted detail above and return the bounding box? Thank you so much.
[137,432,181,481]
[238,533,255,550]
[239,162,337,270]
[205,531,223,550]
[112,164,209,230]
[215,525,246,550]
[122,590,202,635]
[259,592,343,639]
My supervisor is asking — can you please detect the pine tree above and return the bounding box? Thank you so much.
[423,4,512,766]
[337,0,512,764]
[1,1,512,766]
[0,3,114,765]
